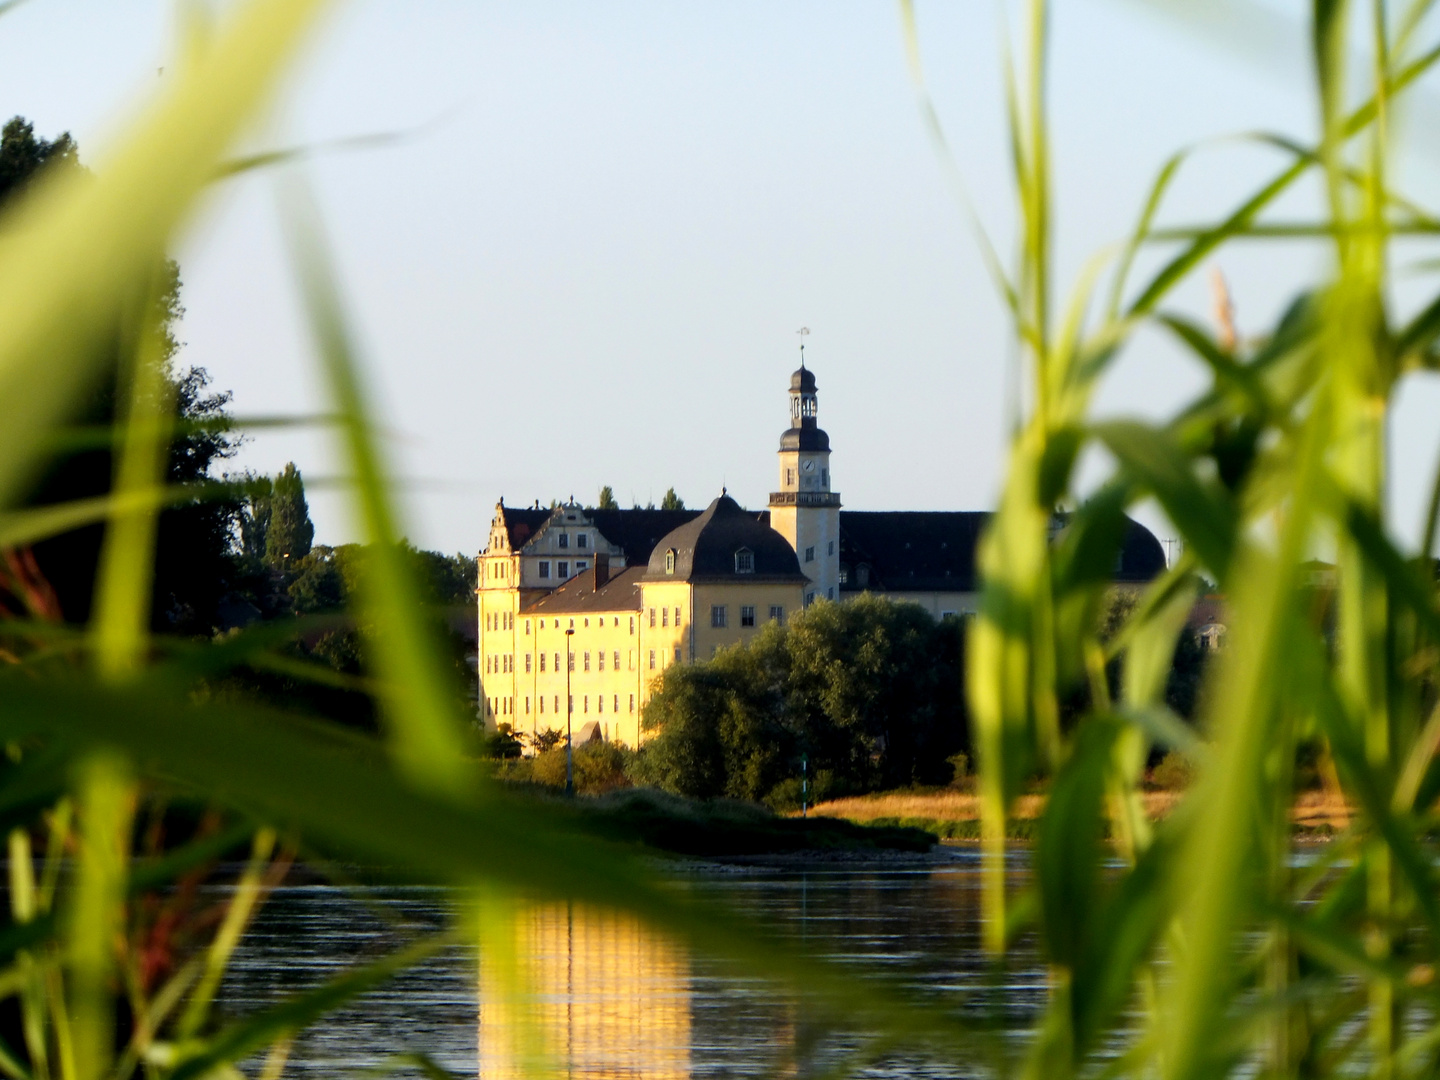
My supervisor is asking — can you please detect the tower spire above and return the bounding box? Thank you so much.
[796,326,809,369]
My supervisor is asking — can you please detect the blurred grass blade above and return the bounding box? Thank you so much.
[280,184,470,795]
[89,281,173,682]
[0,0,333,513]
[67,756,134,1080]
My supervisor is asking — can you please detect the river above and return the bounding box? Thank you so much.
[218,848,1044,1079]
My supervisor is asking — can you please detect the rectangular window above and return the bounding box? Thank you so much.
[584,651,591,671]
[769,605,784,623]
[649,608,656,628]
[827,540,835,556]
[539,653,546,672]
[568,695,573,713]
[674,607,681,625]
[821,469,828,486]
[576,561,587,572]
[613,650,620,670]
[827,587,834,600]
[674,646,681,663]
[711,605,727,628]
[662,607,668,627]
[557,561,569,577]
[649,649,656,670]
[554,653,560,671]
[735,550,754,573]
[584,695,589,713]
[525,696,530,714]
[804,546,815,563]
[597,695,603,713]
[525,619,531,634]
[629,616,635,634]
[558,533,569,549]
[539,696,545,713]
[741,606,755,627]
[568,652,575,672]
[629,694,635,712]
[786,468,795,485]
[555,695,560,713]
[525,653,532,673]
[613,694,619,713]
[577,533,588,549]
[598,651,605,671]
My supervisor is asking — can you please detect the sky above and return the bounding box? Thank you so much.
[1,1,1438,557]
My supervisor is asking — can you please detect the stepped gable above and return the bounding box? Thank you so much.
[496,506,551,549]
[524,565,644,614]
[838,511,989,592]
[587,508,699,566]
[837,510,1168,592]
[643,494,807,583]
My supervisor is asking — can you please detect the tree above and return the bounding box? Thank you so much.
[596,486,619,510]
[636,596,969,802]
[659,487,685,511]
[0,116,80,202]
[265,462,314,564]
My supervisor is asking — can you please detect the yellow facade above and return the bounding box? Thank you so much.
[479,569,804,749]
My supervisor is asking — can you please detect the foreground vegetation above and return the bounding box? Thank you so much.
[0,2,1438,1080]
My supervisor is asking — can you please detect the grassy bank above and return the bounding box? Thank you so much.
[807,788,1354,841]
[517,787,939,857]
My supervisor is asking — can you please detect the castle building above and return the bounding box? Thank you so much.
[476,365,1166,746]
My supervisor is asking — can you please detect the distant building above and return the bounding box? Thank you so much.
[476,365,1166,744]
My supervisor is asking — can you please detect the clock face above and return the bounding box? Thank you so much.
[802,460,816,473]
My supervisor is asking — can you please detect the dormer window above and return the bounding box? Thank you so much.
[734,548,755,574]
[664,549,677,574]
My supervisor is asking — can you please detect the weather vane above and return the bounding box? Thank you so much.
[796,326,809,367]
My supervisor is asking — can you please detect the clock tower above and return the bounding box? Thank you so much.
[768,363,840,604]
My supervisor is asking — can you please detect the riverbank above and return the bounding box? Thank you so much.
[805,788,1353,840]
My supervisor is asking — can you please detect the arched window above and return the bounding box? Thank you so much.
[664,548,677,574]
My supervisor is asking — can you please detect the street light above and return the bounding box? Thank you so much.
[564,628,575,796]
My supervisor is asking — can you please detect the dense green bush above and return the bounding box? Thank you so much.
[634,594,968,803]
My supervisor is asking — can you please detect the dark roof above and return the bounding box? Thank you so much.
[524,565,645,615]
[839,512,988,592]
[644,495,808,584]
[791,367,817,393]
[587,509,701,565]
[837,510,1166,592]
[498,507,551,550]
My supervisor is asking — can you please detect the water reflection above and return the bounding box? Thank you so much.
[219,854,1040,1079]
[478,903,690,1080]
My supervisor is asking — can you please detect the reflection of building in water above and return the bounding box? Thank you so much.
[478,903,690,1080]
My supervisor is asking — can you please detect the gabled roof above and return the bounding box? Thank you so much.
[496,507,551,551]
[643,495,807,584]
[523,565,645,615]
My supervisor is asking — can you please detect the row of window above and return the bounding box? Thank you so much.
[553,532,589,550]
[489,649,638,674]
[710,604,783,628]
[537,559,587,580]
[485,612,514,631]
[484,693,639,717]
[648,607,682,628]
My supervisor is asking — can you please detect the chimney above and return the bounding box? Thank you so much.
[593,552,611,589]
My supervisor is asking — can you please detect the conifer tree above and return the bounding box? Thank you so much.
[660,487,685,511]
[596,486,618,510]
[265,463,314,564]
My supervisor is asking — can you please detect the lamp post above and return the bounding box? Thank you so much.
[564,627,575,796]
